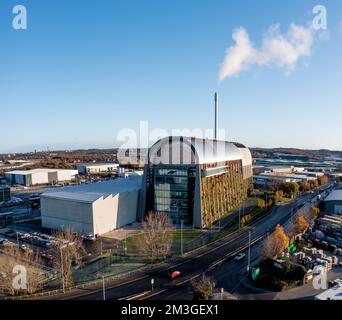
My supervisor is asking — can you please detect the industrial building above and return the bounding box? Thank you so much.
[41,176,142,236]
[0,186,10,203]
[76,163,119,175]
[324,190,342,214]
[254,173,317,187]
[139,136,253,228]
[4,169,78,186]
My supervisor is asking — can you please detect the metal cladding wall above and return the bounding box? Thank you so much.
[141,136,253,229]
[41,190,140,235]
[31,172,49,185]
[5,169,78,186]
[41,197,94,234]
[325,201,342,214]
[55,170,78,182]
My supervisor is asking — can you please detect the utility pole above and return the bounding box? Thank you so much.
[151,278,154,292]
[16,230,19,247]
[60,246,65,293]
[247,230,251,273]
[181,219,184,256]
[102,276,106,300]
[238,207,241,231]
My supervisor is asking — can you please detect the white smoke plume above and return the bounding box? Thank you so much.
[218,23,315,83]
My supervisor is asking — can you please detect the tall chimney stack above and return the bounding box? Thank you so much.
[214,92,218,140]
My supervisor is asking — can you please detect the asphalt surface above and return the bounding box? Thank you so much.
[39,187,332,301]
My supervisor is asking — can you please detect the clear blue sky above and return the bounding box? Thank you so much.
[0,0,341,153]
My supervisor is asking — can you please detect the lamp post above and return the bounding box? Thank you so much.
[151,278,154,292]
[60,245,65,293]
[181,219,184,256]
[247,230,251,273]
[16,230,19,248]
[102,276,106,300]
[238,207,241,231]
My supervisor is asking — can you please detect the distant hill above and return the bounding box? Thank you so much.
[251,147,342,160]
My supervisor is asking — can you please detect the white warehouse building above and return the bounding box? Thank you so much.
[40,176,142,236]
[5,169,78,186]
[76,163,119,174]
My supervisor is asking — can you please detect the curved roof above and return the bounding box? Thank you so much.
[149,136,252,166]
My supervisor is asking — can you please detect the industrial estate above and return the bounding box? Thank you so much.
[1,92,342,302]
[1,1,341,310]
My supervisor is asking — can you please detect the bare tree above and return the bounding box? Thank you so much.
[191,274,214,300]
[51,228,86,290]
[137,212,174,264]
[0,246,47,296]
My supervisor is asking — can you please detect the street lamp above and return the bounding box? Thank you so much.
[180,219,184,256]
[102,276,106,300]
[238,207,241,231]
[247,230,251,273]
[60,245,66,293]
[151,278,154,292]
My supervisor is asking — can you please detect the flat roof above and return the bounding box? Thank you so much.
[77,163,119,167]
[255,173,316,180]
[41,176,142,203]
[324,190,342,202]
[5,169,78,175]
[315,286,342,300]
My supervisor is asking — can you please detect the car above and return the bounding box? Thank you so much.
[168,270,182,279]
[234,253,246,262]
[0,238,9,245]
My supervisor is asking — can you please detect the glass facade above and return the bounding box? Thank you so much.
[151,167,195,224]
[0,187,11,203]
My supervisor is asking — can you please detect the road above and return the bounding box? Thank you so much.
[39,187,331,301]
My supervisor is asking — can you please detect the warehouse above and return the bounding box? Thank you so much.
[254,173,317,187]
[41,175,142,236]
[76,163,119,174]
[4,169,78,186]
[324,190,342,214]
[139,136,253,228]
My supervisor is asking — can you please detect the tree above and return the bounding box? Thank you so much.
[294,215,309,234]
[257,198,266,209]
[309,180,319,190]
[0,246,47,296]
[51,228,85,290]
[281,182,299,197]
[191,274,214,300]
[300,182,311,192]
[275,190,284,203]
[319,175,329,186]
[308,206,320,220]
[137,212,174,264]
[260,224,289,259]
